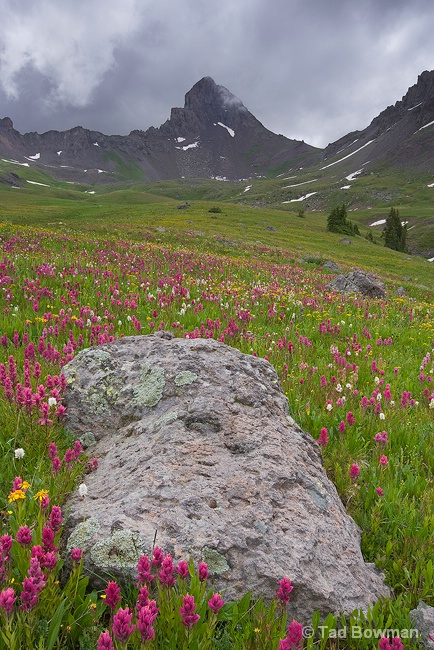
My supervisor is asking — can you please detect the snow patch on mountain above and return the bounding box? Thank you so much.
[215,122,235,137]
[27,180,50,187]
[416,120,434,132]
[283,192,317,203]
[282,178,317,189]
[2,158,29,167]
[176,141,200,151]
[346,169,363,181]
[321,141,375,170]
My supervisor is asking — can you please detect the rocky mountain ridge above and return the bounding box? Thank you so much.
[0,77,318,184]
[1,71,434,184]
[320,70,434,173]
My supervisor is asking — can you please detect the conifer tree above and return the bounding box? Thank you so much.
[327,204,359,236]
[383,208,407,252]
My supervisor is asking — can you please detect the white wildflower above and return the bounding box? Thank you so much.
[374,376,380,385]
[14,448,25,459]
[379,412,385,420]
[48,397,57,407]
[78,483,88,498]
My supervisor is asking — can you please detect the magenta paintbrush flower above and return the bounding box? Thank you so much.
[112,607,136,643]
[276,577,294,604]
[180,594,200,627]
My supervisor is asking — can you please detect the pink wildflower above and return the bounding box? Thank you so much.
[379,455,389,466]
[0,588,16,616]
[20,578,39,611]
[97,631,115,650]
[51,457,62,473]
[104,581,122,610]
[198,561,209,582]
[31,545,45,561]
[49,505,63,532]
[180,594,200,627]
[376,487,384,497]
[276,577,294,604]
[73,440,83,459]
[136,585,150,610]
[317,427,329,446]
[41,525,57,552]
[346,411,355,425]
[42,552,57,571]
[374,431,388,445]
[137,554,154,586]
[0,535,13,556]
[338,420,346,433]
[70,548,82,564]
[137,605,157,643]
[208,593,225,614]
[16,525,33,547]
[48,442,58,460]
[176,559,190,579]
[28,556,47,591]
[349,463,360,480]
[158,554,175,587]
[378,637,404,650]
[112,607,136,643]
[278,620,304,650]
[151,545,164,567]
[87,457,99,472]
[12,476,24,491]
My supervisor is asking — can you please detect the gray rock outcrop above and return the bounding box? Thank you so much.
[62,333,388,620]
[410,602,434,650]
[326,270,386,298]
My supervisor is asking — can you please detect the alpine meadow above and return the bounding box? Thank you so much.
[0,70,433,650]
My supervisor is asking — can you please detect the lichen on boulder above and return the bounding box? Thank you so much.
[62,332,389,620]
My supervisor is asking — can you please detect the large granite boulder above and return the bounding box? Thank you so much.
[326,271,386,298]
[61,333,388,620]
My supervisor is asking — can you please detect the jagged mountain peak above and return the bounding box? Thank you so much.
[184,76,246,114]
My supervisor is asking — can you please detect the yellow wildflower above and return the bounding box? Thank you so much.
[8,489,26,502]
[33,489,49,503]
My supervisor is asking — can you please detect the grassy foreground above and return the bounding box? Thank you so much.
[0,197,432,649]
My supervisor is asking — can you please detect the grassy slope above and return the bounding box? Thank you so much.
[0,166,432,294]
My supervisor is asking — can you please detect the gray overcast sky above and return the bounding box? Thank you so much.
[0,0,433,148]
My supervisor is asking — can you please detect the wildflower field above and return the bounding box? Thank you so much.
[0,217,432,649]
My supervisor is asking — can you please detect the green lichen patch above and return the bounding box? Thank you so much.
[78,354,124,416]
[175,370,198,387]
[79,431,97,448]
[86,391,111,416]
[66,518,101,553]
[133,363,165,407]
[154,411,178,430]
[90,530,146,570]
[201,547,230,575]
[84,349,113,366]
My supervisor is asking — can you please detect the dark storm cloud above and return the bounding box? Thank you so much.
[0,0,433,147]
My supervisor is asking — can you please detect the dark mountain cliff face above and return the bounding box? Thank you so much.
[0,77,318,183]
[1,72,433,184]
[322,70,434,173]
